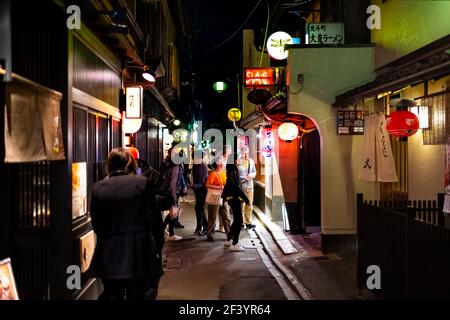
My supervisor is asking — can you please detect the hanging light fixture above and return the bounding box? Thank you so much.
[213,81,227,93]
[409,105,429,129]
[386,99,420,138]
[142,67,156,83]
[278,122,299,142]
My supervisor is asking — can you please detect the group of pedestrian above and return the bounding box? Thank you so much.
[191,145,257,252]
[86,144,257,300]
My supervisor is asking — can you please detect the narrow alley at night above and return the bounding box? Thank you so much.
[0,0,450,314]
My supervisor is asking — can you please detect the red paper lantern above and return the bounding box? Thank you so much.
[386,111,419,138]
[127,147,140,160]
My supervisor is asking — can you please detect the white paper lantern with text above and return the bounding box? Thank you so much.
[278,122,298,142]
[267,31,294,60]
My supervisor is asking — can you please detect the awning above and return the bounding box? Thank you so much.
[334,35,450,108]
[240,109,265,129]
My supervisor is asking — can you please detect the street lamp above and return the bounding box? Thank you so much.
[213,81,227,93]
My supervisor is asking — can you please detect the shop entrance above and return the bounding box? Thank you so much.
[297,122,321,233]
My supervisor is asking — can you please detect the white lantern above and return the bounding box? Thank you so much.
[278,122,298,142]
[267,31,294,60]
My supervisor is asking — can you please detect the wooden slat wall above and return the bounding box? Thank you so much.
[73,37,121,108]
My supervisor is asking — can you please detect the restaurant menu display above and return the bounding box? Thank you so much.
[337,110,364,135]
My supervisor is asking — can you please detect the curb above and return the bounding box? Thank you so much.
[249,224,312,300]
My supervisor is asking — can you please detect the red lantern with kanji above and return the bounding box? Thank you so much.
[386,110,419,138]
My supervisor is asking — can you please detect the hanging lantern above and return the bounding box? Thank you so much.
[127,147,140,160]
[386,110,419,138]
[213,81,227,93]
[262,126,274,157]
[227,108,242,122]
[278,122,299,142]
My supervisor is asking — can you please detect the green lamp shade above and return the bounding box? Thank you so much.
[213,81,227,93]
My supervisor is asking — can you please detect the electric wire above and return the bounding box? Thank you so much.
[207,0,263,51]
[259,0,270,67]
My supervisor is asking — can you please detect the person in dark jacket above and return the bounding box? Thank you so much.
[160,147,184,240]
[88,147,170,300]
[191,149,208,235]
[222,159,250,252]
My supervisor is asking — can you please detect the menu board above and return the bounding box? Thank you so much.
[72,162,87,220]
[337,111,364,135]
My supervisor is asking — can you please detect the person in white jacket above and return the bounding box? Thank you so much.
[237,146,257,229]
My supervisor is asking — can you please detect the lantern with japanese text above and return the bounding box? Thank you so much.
[278,122,299,142]
[262,127,274,158]
[386,110,419,138]
[227,108,242,122]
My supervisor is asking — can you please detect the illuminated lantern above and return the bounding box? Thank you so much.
[213,81,227,93]
[122,111,142,133]
[267,31,294,60]
[127,147,140,160]
[386,111,419,138]
[278,122,299,142]
[262,127,274,157]
[227,108,242,122]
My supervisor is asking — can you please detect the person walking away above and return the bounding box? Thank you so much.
[222,159,250,252]
[88,147,167,300]
[191,150,208,236]
[160,147,184,241]
[238,146,257,229]
[205,158,229,241]
[218,145,232,233]
[178,149,190,203]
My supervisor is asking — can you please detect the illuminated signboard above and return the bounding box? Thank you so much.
[245,68,275,87]
[125,86,143,119]
[267,31,293,60]
[306,23,345,45]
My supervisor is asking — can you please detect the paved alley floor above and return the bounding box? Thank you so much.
[157,196,288,300]
[256,219,376,300]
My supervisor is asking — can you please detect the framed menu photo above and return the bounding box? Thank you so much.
[0,258,19,300]
[125,86,143,119]
[80,230,96,273]
[337,110,364,135]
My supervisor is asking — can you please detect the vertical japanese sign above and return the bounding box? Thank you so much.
[125,86,143,119]
[306,23,345,45]
[262,127,274,158]
[72,162,87,220]
[444,137,450,214]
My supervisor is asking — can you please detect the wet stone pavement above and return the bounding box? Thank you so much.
[157,195,288,300]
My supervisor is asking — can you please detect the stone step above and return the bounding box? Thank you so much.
[253,206,298,255]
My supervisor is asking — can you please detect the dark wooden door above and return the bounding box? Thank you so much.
[298,130,321,230]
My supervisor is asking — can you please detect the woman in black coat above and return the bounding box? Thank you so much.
[88,147,172,300]
[222,160,250,252]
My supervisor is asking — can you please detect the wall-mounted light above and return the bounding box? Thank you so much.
[410,105,429,129]
[173,119,181,126]
[142,68,156,83]
[123,65,156,85]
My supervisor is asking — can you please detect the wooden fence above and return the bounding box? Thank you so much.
[357,193,450,299]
